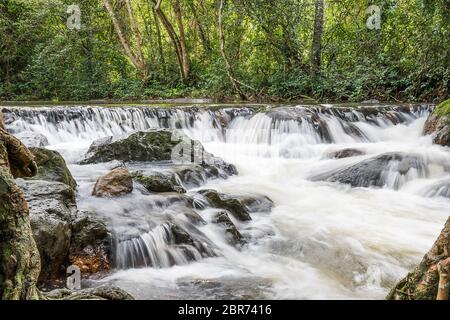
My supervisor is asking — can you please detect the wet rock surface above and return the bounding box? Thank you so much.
[27,147,77,189]
[312,152,428,189]
[423,179,450,198]
[198,190,252,221]
[423,99,450,147]
[133,170,186,193]
[17,179,113,286]
[81,130,179,164]
[92,167,133,197]
[213,211,245,246]
[69,211,112,275]
[17,180,76,284]
[326,148,365,159]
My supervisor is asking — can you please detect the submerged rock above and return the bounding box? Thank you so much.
[183,208,207,226]
[92,167,133,197]
[387,217,450,300]
[235,194,274,213]
[15,131,49,148]
[423,99,450,147]
[312,152,428,189]
[198,190,252,221]
[424,179,450,198]
[326,148,365,159]
[27,147,77,189]
[213,211,245,246]
[45,285,134,300]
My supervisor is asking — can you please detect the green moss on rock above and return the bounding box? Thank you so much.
[27,148,77,190]
[434,98,450,119]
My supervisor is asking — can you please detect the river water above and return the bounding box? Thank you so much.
[4,104,449,299]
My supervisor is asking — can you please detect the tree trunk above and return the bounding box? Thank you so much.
[171,0,190,83]
[153,7,165,66]
[103,0,148,80]
[218,0,247,100]
[0,115,41,300]
[311,0,324,75]
[153,0,189,83]
[188,1,211,53]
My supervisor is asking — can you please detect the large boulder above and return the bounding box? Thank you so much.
[92,167,133,197]
[80,130,237,178]
[17,179,77,285]
[423,99,450,147]
[27,147,77,189]
[80,130,180,164]
[69,212,112,275]
[198,190,252,221]
[387,217,450,300]
[18,179,112,285]
[311,152,428,189]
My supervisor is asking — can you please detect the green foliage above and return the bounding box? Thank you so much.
[434,99,450,117]
[0,0,449,102]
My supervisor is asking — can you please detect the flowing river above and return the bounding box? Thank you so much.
[4,104,450,299]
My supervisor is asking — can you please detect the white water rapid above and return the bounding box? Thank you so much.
[4,104,449,299]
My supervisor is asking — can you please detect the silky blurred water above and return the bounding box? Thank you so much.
[6,104,449,299]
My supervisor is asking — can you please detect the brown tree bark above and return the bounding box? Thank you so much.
[153,0,190,83]
[103,0,148,80]
[0,114,40,300]
[311,0,324,75]
[188,1,211,53]
[218,0,247,100]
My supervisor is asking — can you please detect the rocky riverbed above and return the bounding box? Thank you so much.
[1,101,449,300]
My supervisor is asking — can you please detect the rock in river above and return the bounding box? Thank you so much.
[27,147,77,189]
[311,152,428,189]
[92,167,133,197]
[423,99,450,147]
[198,190,252,221]
[17,179,76,285]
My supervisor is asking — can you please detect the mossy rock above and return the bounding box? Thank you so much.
[213,211,245,246]
[80,130,181,164]
[434,98,450,119]
[27,148,77,190]
[423,99,450,147]
[198,190,252,221]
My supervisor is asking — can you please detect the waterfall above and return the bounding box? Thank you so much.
[4,103,449,299]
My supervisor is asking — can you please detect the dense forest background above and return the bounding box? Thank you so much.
[0,0,449,102]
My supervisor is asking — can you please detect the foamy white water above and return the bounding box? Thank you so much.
[4,104,449,299]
